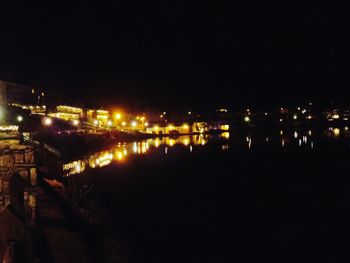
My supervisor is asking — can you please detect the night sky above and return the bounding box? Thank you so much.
[1,1,350,110]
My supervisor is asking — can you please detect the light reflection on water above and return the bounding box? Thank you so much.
[63,134,214,176]
[62,126,350,176]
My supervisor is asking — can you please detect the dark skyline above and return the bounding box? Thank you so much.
[1,1,350,110]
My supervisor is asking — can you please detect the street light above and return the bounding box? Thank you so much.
[43,117,52,126]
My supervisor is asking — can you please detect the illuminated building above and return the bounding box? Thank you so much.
[49,105,83,121]
[86,109,110,126]
[57,105,83,116]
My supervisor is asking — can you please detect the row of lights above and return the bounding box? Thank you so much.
[42,117,80,126]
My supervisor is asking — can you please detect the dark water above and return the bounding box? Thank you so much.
[67,127,350,262]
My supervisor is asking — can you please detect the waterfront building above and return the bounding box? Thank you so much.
[48,105,83,121]
[86,109,110,126]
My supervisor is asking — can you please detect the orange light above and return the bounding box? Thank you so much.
[43,117,52,126]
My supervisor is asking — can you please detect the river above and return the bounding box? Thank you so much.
[61,126,350,262]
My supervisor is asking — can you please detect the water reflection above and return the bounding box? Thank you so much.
[62,126,350,177]
[63,134,225,176]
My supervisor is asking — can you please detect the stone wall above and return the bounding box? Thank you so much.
[0,141,36,213]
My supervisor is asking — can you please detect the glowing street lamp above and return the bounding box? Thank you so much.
[244,116,250,122]
[115,113,122,120]
[131,121,137,127]
[73,119,79,126]
[17,115,23,122]
[43,117,52,126]
[107,120,113,126]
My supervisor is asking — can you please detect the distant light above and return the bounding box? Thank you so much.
[131,121,137,127]
[280,130,283,135]
[93,120,98,126]
[43,117,52,126]
[301,109,306,114]
[154,125,159,131]
[333,128,340,136]
[73,120,79,126]
[264,112,268,116]
[332,114,340,120]
[121,121,126,126]
[297,107,301,111]
[115,113,121,120]
[345,126,349,131]
[188,111,192,115]
[221,124,229,130]
[221,132,230,139]
[116,151,123,161]
[293,114,298,120]
[107,120,113,126]
[280,118,283,122]
[163,112,166,115]
[182,124,189,129]
[307,115,312,120]
[168,124,174,130]
[144,122,149,127]
[244,116,250,122]
[294,131,298,138]
[17,115,23,122]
